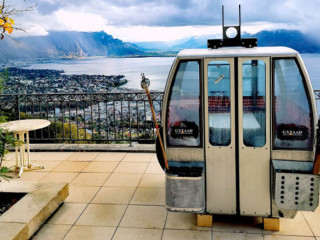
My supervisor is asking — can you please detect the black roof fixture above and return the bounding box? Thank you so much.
[207,5,257,49]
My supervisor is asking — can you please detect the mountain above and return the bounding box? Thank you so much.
[0,31,144,62]
[135,30,320,53]
[246,30,320,53]
[1,29,319,63]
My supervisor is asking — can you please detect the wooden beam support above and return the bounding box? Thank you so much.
[197,214,212,227]
[263,217,280,231]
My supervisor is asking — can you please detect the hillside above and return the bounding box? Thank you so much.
[1,29,320,63]
[0,31,144,62]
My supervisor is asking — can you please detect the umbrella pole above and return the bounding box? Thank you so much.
[141,74,169,170]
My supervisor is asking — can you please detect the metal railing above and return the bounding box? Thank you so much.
[0,92,164,144]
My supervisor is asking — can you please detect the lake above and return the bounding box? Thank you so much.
[24,54,320,91]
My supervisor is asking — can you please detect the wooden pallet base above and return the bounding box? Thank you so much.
[263,217,280,231]
[197,214,213,227]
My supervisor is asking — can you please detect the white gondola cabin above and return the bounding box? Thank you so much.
[154,6,320,228]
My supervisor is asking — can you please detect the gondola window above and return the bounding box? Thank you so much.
[208,61,231,146]
[273,59,312,149]
[166,60,201,146]
[242,60,267,147]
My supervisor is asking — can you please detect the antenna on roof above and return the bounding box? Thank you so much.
[208,5,257,49]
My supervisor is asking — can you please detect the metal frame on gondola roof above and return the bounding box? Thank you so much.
[177,46,298,58]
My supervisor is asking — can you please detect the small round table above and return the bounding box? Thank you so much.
[0,119,51,177]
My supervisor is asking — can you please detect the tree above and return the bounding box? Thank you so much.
[0,0,35,40]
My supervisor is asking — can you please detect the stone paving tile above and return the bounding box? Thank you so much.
[165,212,211,231]
[76,204,127,227]
[263,235,316,240]
[64,226,116,240]
[104,173,143,188]
[65,186,100,203]
[130,187,165,206]
[48,203,87,225]
[24,151,320,240]
[30,152,73,161]
[32,224,72,240]
[40,172,79,183]
[212,215,263,234]
[122,153,154,162]
[211,232,263,240]
[0,222,27,240]
[302,204,320,236]
[10,171,48,181]
[31,160,62,172]
[120,205,167,229]
[138,173,165,188]
[71,172,110,186]
[263,212,314,237]
[114,162,148,174]
[83,161,119,173]
[94,152,126,162]
[150,154,158,162]
[66,152,100,161]
[145,162,164,174]
[92,187,136,205]
[2,152,16,160]
[113,227,162,240]
[52,161,90,172]
[162,229,212,240]
[0,159,16,168]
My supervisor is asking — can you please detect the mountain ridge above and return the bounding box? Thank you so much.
[1,29,320,63]
[0,31,144,62]
[134,30,320,53]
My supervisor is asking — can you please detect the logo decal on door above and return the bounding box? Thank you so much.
[278,124,308,141]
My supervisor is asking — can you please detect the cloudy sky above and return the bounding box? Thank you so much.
[7,0,320,42]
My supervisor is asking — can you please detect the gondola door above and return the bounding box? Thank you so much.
[205,57,271,216]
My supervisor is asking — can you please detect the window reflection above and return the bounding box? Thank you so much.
[208,61,231,146]
[273,59,312,149]
[167,61,201,146]
[242,60,266,147]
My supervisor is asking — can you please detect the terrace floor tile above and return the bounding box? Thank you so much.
[263,212,314,237]
[122,153,154,162]
[130,187,165,206]
[92,187,136,205]
[66,152,99,161]
[120,205,167,229]
[40,172,79,183]
[162,229,212,240]
[145,162,164,174]
[48,203,87,225]
[32,224,71,240]
[83,161,119,173]
[52,161,90,172]
[64,225,116,240]
[94,152,126,162]
[138,173,165,188]
[30,152,73,161]
[71,172,110,186]
[113,227,162,240]
[65,186,100,203]
[104,173,143,188]
[76,204,127,227]
[114,162,148,174]
[165,212,211,231]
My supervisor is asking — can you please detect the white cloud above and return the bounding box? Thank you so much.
[53,10,108,32]
[104,25,221,42]
[6,0,320,42]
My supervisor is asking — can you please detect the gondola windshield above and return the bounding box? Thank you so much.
[167,60,201,146]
